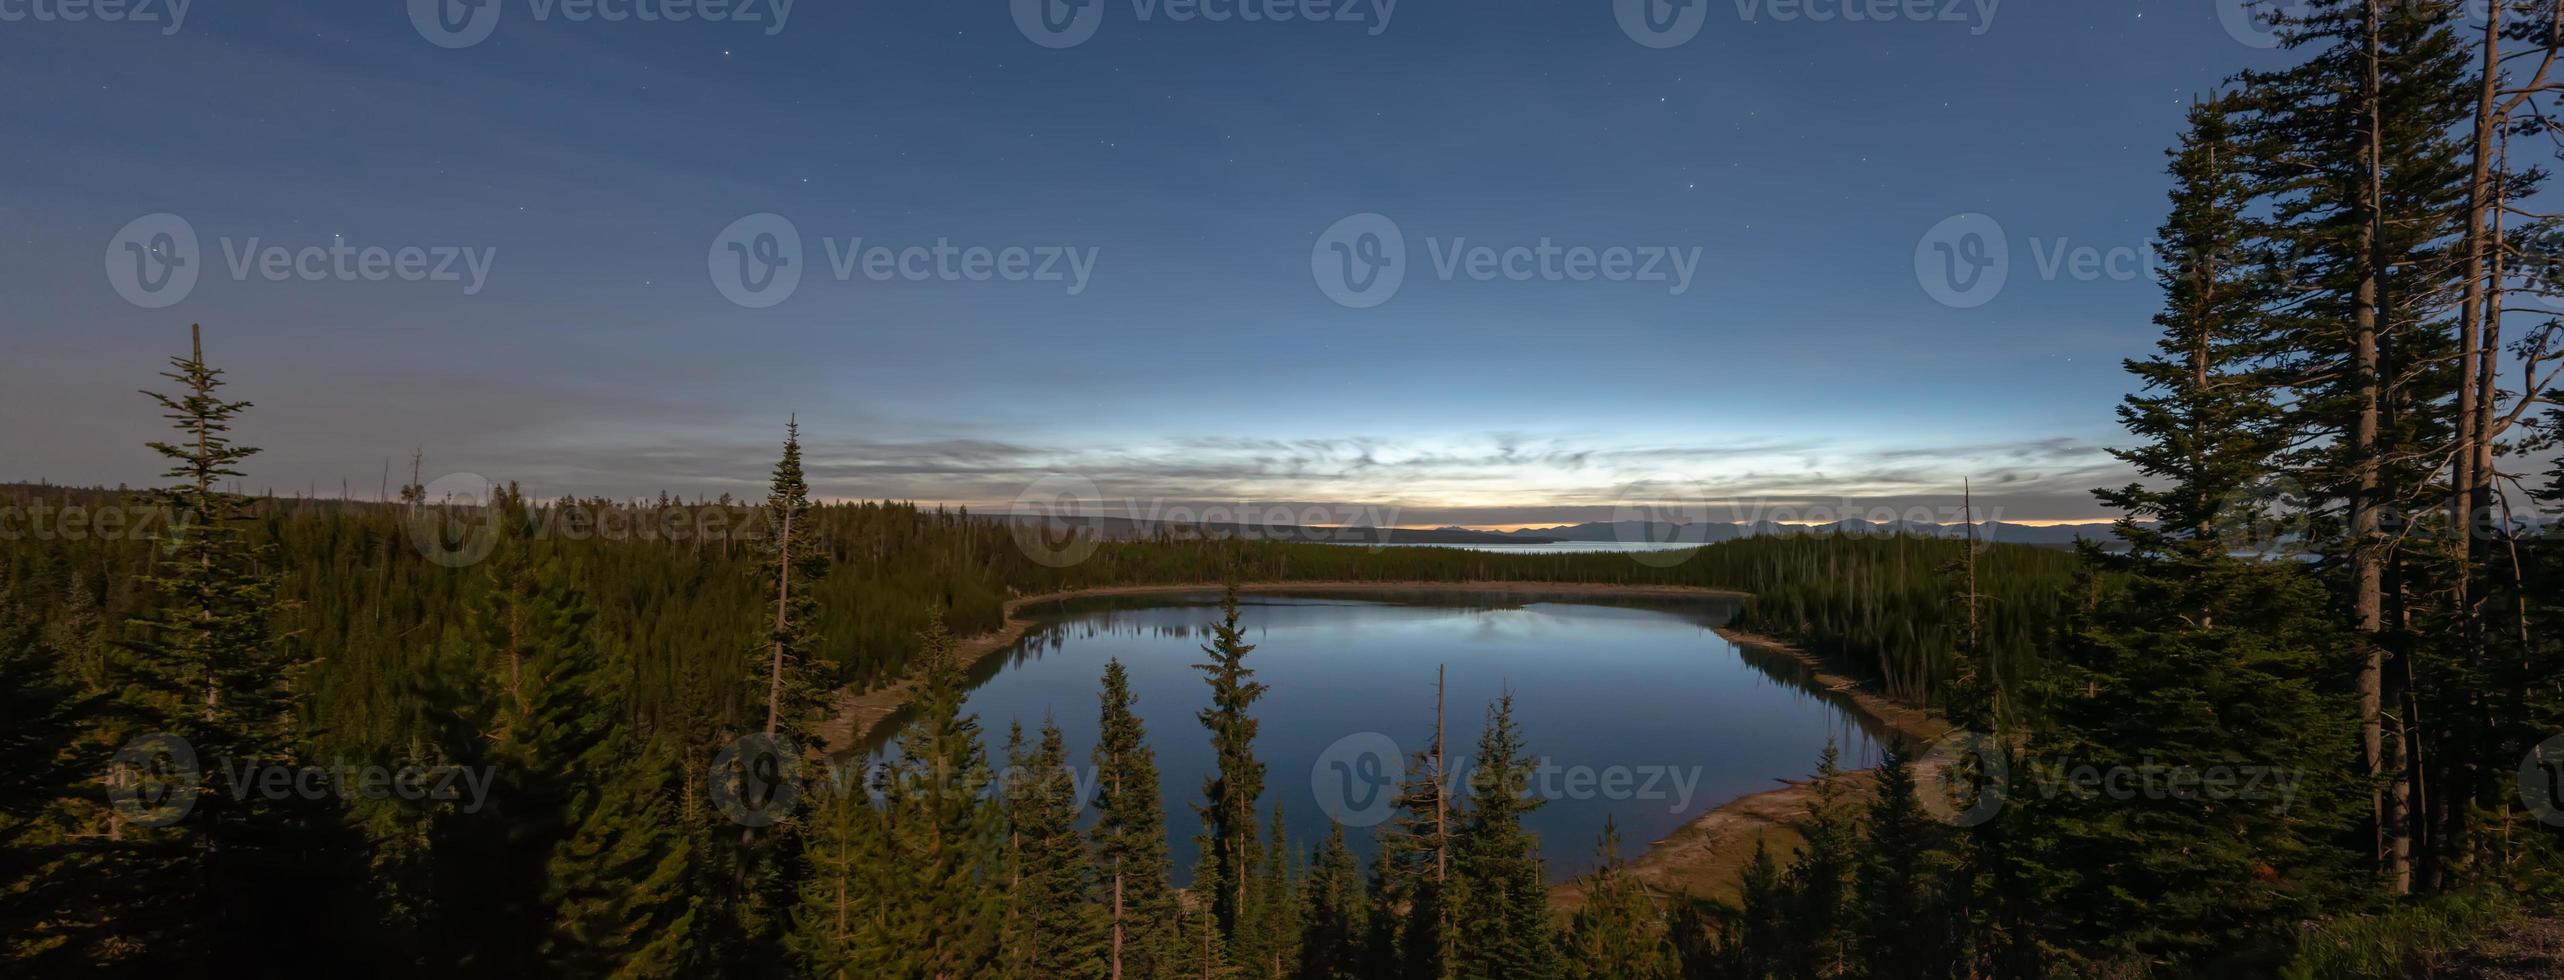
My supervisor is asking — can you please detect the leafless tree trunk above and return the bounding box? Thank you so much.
[2353,0,2409,894]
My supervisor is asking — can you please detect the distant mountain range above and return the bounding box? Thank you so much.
[991,513,2123,547]
[990,514,1531,545]
[1478,520,2123,547]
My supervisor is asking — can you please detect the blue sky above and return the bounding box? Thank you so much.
[0,0,2302,525]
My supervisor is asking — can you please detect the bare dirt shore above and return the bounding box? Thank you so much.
[1548,629,1953,911]
[811,580,1944,912]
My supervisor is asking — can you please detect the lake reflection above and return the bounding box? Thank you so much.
[864,593,1884,883]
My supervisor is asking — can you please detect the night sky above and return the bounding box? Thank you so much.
[2,0,2306,526]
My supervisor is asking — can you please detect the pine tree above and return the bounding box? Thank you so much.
[1562,819,1677,980]
[545,732,709,978]
[1369,676,1457,979]
[879,613,1002,976]
[2242,0,2477,893]
[1450,693,1559,980]
[1240,802,1299,978]
[434,490,619,972]
[1853,744,1949,980]
[717,418,833,969]
[1713,840,1786,977]
[788,765,889,978]
[1193,585,1268,942]
[1093,659,1179,980]
[2101,95,2288,562]
[121,325,358,969]
[1993,80,2366,969]
[1297,823,1368,980]
[754,416,829,746]
[1180,877,1240,980]
[0,577,110,967]
[1781,740,1858,979]
[1013,720,1104,978]
[126,324,296,770]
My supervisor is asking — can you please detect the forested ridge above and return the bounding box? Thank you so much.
[0,480,2076,737]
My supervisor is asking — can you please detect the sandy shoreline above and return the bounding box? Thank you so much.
[1550,628,1953,909]
[813,580,1945,910]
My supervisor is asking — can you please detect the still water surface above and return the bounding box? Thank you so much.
[866,593,1882,882]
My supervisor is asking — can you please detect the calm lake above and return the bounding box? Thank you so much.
[864,592,1884,883]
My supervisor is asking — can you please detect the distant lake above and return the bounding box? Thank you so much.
[864,593,1884,882]
[1355,541,1711,555]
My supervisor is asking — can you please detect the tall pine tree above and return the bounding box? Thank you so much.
[1562,818,1678,980]
[1193,585,1268,944]
[1093,659,1179,980]
[1450,693,1559,980]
